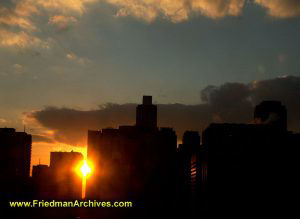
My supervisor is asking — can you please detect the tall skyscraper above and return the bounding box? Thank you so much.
[0,128,32,179]
[177,131,207,210]
[87,96,177,207]
[136,96,157,129]
[0,128,32,198]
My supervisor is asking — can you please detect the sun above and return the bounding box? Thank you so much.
[80,160,91,177]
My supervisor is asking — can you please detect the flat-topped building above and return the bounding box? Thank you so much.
[0,128,32,179]
[136,95,157,129]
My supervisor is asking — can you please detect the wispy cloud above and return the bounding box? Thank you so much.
[0,0,97,48]
[32,0,97,14]
[48,15,78,29]
[0,8,36,30]
[191,0,245,18]
[13,0,97,15]
[0,29,40,48]
[0,118,8,124]
[66,52,91,65]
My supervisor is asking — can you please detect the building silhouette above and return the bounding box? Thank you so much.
[176,131,207,214]
[0,128,32,199]
[202,101,299,216]
[0,128,32,178]
[32,164,50,179]
[32,164,52,198]
[175,100,300,217]
[136,96,157,129]
[31,152,84,200]
[4,98,300,219]
[87,96,177,207]
[49,151,83,199]
[177,131,199,208]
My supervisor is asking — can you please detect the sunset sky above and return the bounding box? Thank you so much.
[1,0,300,168]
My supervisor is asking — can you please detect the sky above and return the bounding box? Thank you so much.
[1,0,300,168]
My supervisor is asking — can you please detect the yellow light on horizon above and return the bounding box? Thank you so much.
[80,160,91,177]
[75,159,93,199]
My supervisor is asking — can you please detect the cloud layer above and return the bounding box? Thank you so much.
[1,0,300,48]
[25,76,300,146]
[106,0,300,22]
[0,0,96,48]
[107,0,246,22]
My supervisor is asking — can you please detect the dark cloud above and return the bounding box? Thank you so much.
[201,82,253,123]
[250,76,300,131]
[31,103,214,146]
[32,134,55,143]
[32,104,137,146]
[29,76,300,146]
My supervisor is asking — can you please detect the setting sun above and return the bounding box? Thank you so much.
[75,159,93,199]
[80,160,91,177]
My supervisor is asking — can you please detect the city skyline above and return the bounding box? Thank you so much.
[3,1,300,218]
[1,97,296,218]
[2,94,300,174]
[1,0,300,169]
